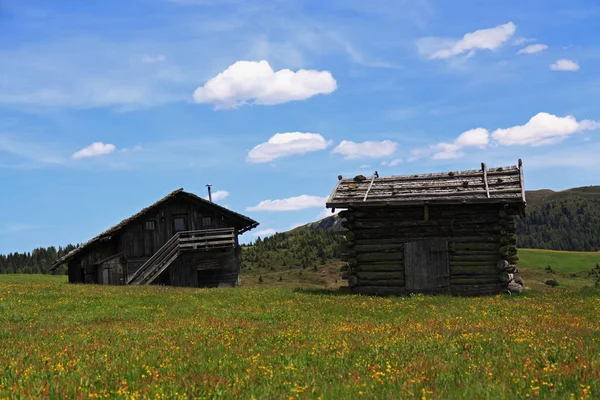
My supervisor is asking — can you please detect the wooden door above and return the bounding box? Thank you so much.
[404,239,449,291]
[102,267,110,285]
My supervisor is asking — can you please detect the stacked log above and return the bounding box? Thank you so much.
[339,210,404,294]
[337,204,524,296]
[497,209,524,293]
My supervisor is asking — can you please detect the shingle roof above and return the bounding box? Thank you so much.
[326,161,526,208]
[51,189,258,269]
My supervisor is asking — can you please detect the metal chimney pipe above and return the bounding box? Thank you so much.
[206,184,212,202]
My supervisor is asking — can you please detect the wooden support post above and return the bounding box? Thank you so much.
[424,204,429,222]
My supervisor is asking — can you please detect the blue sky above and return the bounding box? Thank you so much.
[1,0,599,253]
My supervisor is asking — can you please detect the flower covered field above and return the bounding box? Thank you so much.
[1,277,599,399]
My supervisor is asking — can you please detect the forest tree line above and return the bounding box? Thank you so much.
[0,245,75,275]
[2,192,600,274]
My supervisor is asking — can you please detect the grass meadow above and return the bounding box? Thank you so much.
[1,249,599,399]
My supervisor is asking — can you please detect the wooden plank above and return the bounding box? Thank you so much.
[338,167,518,185]
[333,188,523,200]
[327,197,525,208]
[481,162,490,198]
[404,241,426,291]
[363,174,377,201]
[333,175,521,193]
[518,159,526,203]
[404,239,449,290]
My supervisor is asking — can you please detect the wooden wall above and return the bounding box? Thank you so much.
[339,204,521,296]
[119,197,239,259]
[67,194,245,287]
[152,246,241,288]
[67,239,119,284]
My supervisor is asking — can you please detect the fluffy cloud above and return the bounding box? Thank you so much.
[427,22,516,59]
[491,112,599,146]
[252,228,277,237]
[247,195,327,211]
[247,132,331,163]
[431,128,490,160]
[72,142,116,159]
[550,59,580,71]
[193,60,337,109]
[454,128,490,147]
[517,44,548,54]
[332,140,398,159]
[205,190,229,202]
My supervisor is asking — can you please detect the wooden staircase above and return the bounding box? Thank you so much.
[126,228,236,285]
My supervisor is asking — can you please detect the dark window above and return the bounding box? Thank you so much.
[202,216,213,227]
[174,216,187,232]
[145,220,156,230]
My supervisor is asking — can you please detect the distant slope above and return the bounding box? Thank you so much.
[291,214,344,232]
[519,248,600,273]
[517,186,600,251]
[294,186,600,252]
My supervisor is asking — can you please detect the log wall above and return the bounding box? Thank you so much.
[339,204,523,296]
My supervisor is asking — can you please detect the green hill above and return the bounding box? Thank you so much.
[517,186,600,251]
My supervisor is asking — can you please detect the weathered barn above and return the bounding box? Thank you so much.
[51,188,258,287]
[326,161,526,296]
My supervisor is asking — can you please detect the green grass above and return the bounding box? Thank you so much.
[1,278,599,399]
[0,274,67,283]
[519,248,600,273]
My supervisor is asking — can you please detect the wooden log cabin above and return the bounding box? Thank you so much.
[326,161,526,296]
[51,188,259,287]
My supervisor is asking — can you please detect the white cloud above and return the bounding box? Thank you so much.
[247,195,327,211]
[550,59,580,71]
[430,127,489,160]
[513,37,536,46]
[408,113,599,160]
[72,142,116,159]
[491,112,599,146]
[252,228,277,237]
[381,158,402,167]
[407,128,489,161]
[359,164,371,169]
[332,140,398,159]
[454,128,490,147]
[140,55,166,64]
[406,147,432,163]
[517,44,548,54]
[427,22,516,59]
[193,60,337,109]
[206,190,229,202]
[247,132,331,163]
[317,208,339,219]
[431,143,463,160]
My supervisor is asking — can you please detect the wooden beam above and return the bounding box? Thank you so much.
[363,173,378,201]
[481,162,490,198]
[518,158,526,203]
